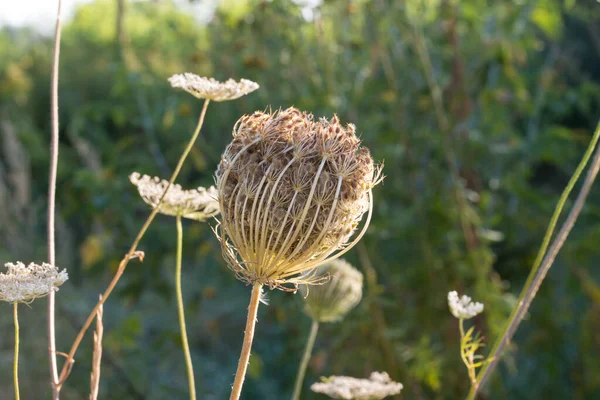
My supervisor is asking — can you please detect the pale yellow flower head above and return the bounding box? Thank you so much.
[300,259,363,322]
[215,107,383,290]
[0,262,68,304]
[168,73,259,102]
[130,172,219,221]
[311,372,403,400]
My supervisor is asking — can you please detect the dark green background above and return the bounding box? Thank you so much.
[1,0,599,398]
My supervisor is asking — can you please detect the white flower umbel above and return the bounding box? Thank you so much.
[0,262,68,304]
[448,290,484,320]
[168,73,259,102]
[311,372,403,400]
[130,172,219,221]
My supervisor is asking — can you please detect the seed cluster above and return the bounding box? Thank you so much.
[0,262,68,304]
[215,107,382,289]
[311,371,403,400]
[168,73,259,102]
[130,172,219,221]
[301,259,363,322]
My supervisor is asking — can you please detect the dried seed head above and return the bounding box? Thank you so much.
[300,259,363,322]
[0,262,68,304]
[448,291,484,320]
[168,73,259,102]
[215,107,383,290]
[130,172,219,221]
[311,372,403,400]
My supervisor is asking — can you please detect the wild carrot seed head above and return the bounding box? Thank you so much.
[215,107,382,290]
[300,259,363,322]
[130,172,219,221]
[311,371,403,399]
[0,262,68,304]
[168,73,259,102]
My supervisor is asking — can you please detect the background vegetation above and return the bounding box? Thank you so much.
[1,0,599,398]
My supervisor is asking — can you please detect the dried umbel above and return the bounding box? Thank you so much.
[311,372,403,400]
[0,262,68,304]
[300,259,363,322]
[215,107,382,289]
[448,291,484,319]
[168,73,259,102]
[130,172,219,221]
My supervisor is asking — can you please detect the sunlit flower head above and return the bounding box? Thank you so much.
[168,73,259,102]
[300,259,363,322]
[0,262,68,304]
[130,172,219,221]
[448,290,484,319]
[311,372,403,400]
[215,107,383,290]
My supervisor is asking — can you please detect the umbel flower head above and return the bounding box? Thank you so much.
[215,107,383,290]
[311,372,403,400]
[448,290,484,319]
[168,73,259,102]
[130,172,219,221]
[0,262,68,304]
[300,259,363,322]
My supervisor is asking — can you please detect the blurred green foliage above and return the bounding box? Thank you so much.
[1,0,600,399]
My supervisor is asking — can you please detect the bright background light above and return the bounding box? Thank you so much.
[0,0,94,32]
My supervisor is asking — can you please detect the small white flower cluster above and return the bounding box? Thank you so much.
[0,262,68,304]
[130,172,220,221]
[168,73,259,102]
[448,290,484,320]
[311,372,403,400]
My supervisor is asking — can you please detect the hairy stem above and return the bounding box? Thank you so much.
[56,99,211,391]
[467,121,600,399]
[48,0,63,397]
[291,320,319,400]
[176,215,196,400]
[14,303,20,400]
[230,283,263,400]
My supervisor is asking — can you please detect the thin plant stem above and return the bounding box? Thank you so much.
[467,121,600,399]
[48,0,63,397]
[230,283,263,400]
[175,215,196,400]
[89,295,104,400]
[56,99,211,391]
[291,320,319,400]
[14,303,20,400]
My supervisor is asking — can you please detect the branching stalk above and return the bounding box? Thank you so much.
[176,215,196,400]
[89,296,103,400]
[291,320,319,400]
[56,99,211,392]
[230,283,263,400]
[467,121,600,399]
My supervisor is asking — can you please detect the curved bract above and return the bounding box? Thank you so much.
[215,107,382,290]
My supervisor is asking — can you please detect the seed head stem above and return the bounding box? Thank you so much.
[14,303,20,400]
[230,283,263,400]
[48,0,63,397]
[56,99,211,391]
[291,320,319,400]
[176,215,196,400]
